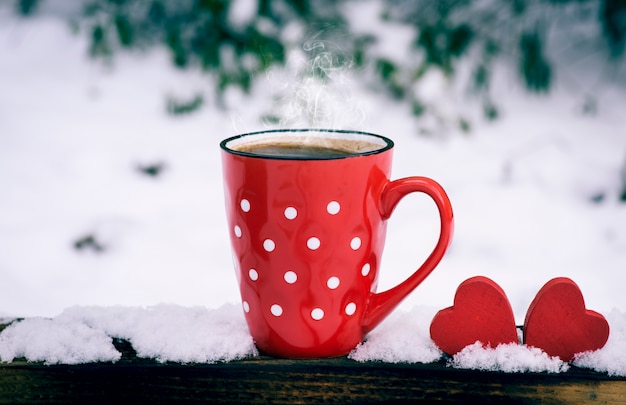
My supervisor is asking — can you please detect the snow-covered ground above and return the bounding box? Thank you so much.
[1,4,625,374]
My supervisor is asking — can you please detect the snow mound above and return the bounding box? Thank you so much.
[0,304,257,365]
[449,342,569,373]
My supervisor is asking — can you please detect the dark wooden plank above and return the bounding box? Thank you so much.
[1,355,625,404]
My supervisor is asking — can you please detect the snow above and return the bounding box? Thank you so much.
[1,5,626,375]
[348,306,443,364]
[448,342,570,374]
[0,316,121,365]
[0,304,256,364]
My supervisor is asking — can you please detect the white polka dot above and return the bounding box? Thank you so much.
[311,308,324,320]
[361,263,371,276]
[350,237,362,250]
[248,269,258,281]
[263,239,276,252]
[270,304,283,316]
[234,225,242,238]
[327,201,340,215]
[284,207,297,220]
[345,302,357,316]
[240,199,250,212]
[284,271,297,284]
[327,276,340,289]
[307,237,321,250]
[242,301,250,313]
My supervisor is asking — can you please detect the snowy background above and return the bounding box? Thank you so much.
[1,2,625,374]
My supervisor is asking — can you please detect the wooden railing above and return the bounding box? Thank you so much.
[1,338,625,404]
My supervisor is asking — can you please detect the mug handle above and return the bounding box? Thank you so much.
[361,176,454,335]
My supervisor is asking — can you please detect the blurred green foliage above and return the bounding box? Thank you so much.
[72,0,353,100]
[15,0,39,16]
[601,0,626,58]
[519,31,551,93]
[166,93,204,115]
[15,0,626,117]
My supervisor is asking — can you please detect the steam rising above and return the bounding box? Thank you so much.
[266,34,368,130]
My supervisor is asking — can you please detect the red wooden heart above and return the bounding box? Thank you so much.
[430,276,518,356]
[523,277,609,361]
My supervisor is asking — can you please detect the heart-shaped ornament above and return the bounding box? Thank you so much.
[523,277,609,361]
[430,276,518,356]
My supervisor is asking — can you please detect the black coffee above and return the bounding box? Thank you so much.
[233,140,381,159]
[238,143,353,158]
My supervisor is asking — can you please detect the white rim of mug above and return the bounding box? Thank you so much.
[220,128,394,160]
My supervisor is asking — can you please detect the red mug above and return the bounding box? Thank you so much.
[220,129,454,358]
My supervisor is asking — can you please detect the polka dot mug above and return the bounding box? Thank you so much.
[221,129,454,358]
